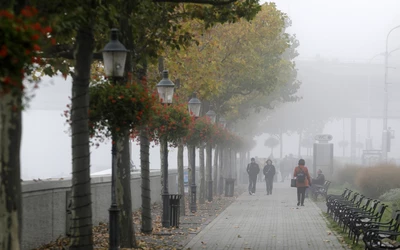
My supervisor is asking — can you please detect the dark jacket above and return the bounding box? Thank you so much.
[263,164,276,179]
[247,163,260,178]
[313,173,325,185]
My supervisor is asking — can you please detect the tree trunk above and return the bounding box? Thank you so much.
[227,148,232,178]
[206,143,212,201]
[187,145,193,201]
[116,130,136,247]
[213,145,218,196]
[0,93,22,250]
[177,143,185,216]
[160,136,165,191]
[240,151,245,184]
[298,132,302,157]
[0,11,24,250]
[218,147,224,195]
[69,27,94,250]
[140,127,152,233]
[279,130,283,159]
[234,150,238,183]
[118,2,137,246]
[199,145,205,204]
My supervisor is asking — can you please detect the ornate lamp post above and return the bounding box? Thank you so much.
[101,28,128,250]
[156,70,175,227]
[205,108,216,202]
[188,92,201,212]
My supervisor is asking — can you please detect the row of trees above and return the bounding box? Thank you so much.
[1,0,300,249]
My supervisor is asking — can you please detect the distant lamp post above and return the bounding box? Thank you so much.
[102,28,128,250]
[188,92,201,212]
[219,117,227,128]
[156,70,175,227]
[382,24,400,161]
[205,107,216,202]
[188,92,201,117]
[206,108,216,124]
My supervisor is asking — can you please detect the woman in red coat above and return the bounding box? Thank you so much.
[293,159,312,206]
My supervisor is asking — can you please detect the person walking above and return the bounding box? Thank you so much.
[263,159,276,195]
[293,159,311,206]
[247,157,260,195]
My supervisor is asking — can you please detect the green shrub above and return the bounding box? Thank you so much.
[356,164,400,198]
[333,164,362,187]
[379,188,400,209]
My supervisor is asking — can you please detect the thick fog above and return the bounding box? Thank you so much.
[22,0,400,179]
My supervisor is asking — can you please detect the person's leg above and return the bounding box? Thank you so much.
[253,177,257,193]
[265,179,268,193]
[270,179,273,194]
[301,187,306,205]
[248,176,252,194]
[297,188,301,205]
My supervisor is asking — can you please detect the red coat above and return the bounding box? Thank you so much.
[293,165,311,188]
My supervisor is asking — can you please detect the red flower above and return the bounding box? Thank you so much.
[33,44,41,51]
[0,45,7,57]
[31,34,40,41]
[3,76,11,84]
[42,26,52,34]
[0,10,14,19]
[21,8,33,17]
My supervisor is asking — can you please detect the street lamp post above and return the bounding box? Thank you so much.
[366,53,385,150]
[382,24,400,161]
[188,93,201,213]
[205,108,216,202]
[156,70,175,228]
[101,28,129,250]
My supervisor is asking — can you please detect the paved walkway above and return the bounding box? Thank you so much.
[184,181,345,250]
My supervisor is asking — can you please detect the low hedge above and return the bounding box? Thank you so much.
[355,164,400,198]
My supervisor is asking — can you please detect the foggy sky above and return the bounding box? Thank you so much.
[269,0,400,61]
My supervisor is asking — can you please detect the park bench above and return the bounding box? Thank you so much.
[332,192,361,224]
[336,194,365,227]
[363,210,400,249]
[326,188,353,216]
[348,201,387,244]
[341,197,374,233]
[346,199,380,241]
[311,180,331,199]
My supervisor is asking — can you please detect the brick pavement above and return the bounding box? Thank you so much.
[184,181,346,250]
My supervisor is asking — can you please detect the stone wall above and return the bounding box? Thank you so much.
[21,170,177,250]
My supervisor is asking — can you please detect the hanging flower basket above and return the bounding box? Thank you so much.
[88,80,157,140]
[0,6,54,99]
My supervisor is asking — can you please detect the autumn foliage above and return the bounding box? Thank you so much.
[355,164,400,198]
[0,6,54,97]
